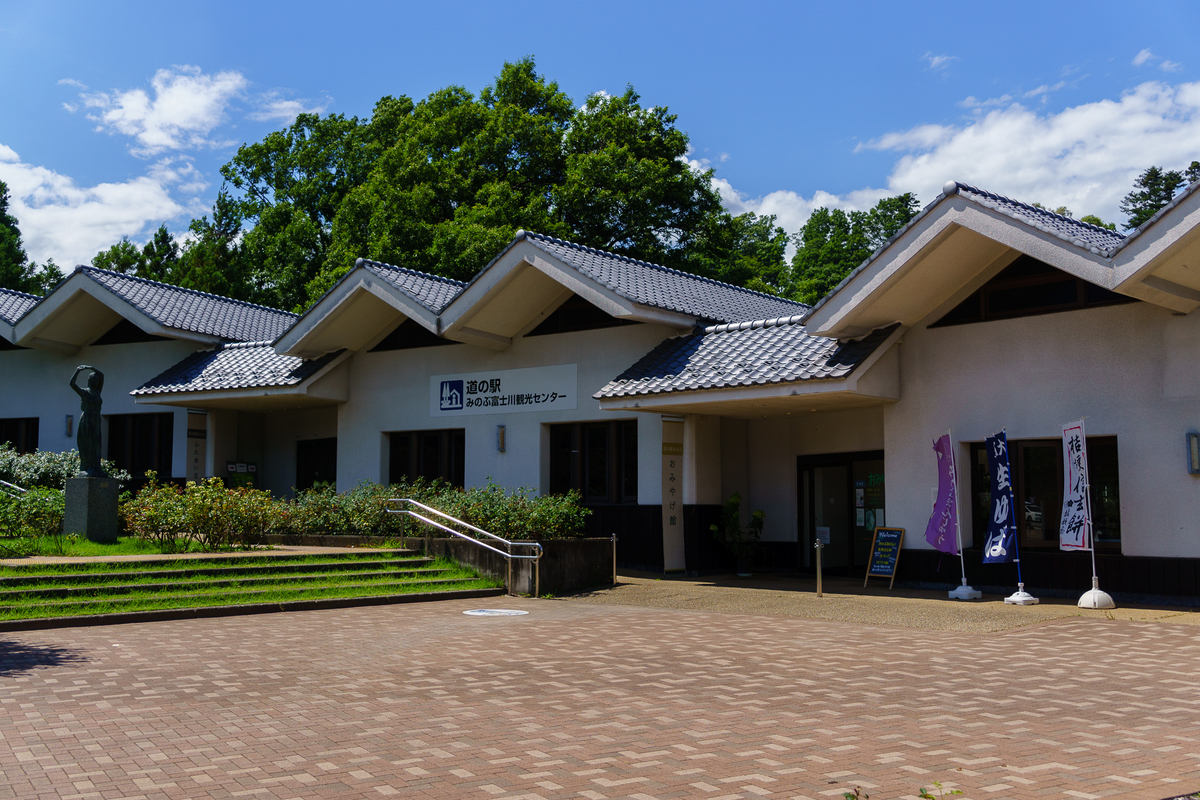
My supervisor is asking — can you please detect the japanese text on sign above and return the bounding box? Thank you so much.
[430,364,577,417]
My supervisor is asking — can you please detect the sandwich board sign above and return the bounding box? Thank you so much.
[864,527,905,589]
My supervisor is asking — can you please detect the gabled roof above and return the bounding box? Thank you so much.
[132,341,342,396]
[805,178,1200,336]
[80,268,296,342]
[0,287,39,327]
[596,318,898,399]
[357,259,466,314]
[274,258,463,358]
[518,232,808,324]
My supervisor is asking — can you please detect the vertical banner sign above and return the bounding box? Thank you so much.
[924,434,960,555]
[186,412,207,482]
[982,431,1017,563]
[1060,419,1091,551]
[661,419,686,572]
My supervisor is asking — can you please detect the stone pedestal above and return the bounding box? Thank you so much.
[65,476,119,543]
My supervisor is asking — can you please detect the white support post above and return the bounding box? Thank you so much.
[947,430,982,601]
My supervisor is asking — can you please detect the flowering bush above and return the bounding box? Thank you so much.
[0,487,66,538]
[0,443,130,490]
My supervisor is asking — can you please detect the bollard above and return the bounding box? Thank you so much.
[814,540,824,598]
[611,533,618,585]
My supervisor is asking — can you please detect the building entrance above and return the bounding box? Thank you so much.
[797,450,885,576]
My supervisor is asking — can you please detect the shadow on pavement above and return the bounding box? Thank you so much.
[0,639,90,675]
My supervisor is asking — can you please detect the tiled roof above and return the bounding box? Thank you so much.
[358,258,466,313]
[80,267,297,342]
[0,287,39,326]
[132,341,341,396]
[595,318,898,398]
[516,232,809,324]
[954,183,1126,254]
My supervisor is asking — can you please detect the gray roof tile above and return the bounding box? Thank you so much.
[595,318,898,399]
[358,259,466,313]
[132,341,341,396]
[81,267,297,342]
[519,232,809,324]
[954,183,1126,253]
[0,287,39,327]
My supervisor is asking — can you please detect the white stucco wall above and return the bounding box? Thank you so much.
[0,339,200,476]
[334,322,676,501]
[263,407,338,496]
[885,301,1200,558]
[743,405,886,544]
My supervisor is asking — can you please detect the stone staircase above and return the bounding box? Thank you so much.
[0,548,504,630]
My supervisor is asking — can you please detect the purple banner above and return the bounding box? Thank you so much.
[924,434,959,555]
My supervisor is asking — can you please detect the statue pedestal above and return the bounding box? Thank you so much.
[65,476,119,543]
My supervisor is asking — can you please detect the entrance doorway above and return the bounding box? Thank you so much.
[797,450,884,576]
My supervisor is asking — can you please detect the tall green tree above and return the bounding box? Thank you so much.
[172,191,258,302]
[0,180,62,295]
[1120,161,1200,230]
[681,212,789,293]
[92,236,142,274]
[787,193,919,305]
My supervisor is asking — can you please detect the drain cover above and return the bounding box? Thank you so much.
[463,609,529,616]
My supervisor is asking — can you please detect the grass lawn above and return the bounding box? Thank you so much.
[0,535,402,559]
[0,554,501,620]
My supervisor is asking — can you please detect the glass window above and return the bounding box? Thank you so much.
[548,420,637,503]
[970,436,1120,549]
[389,429,464,487]
[0,417,38,454]
[107,413,174,478]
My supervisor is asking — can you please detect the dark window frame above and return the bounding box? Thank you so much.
[969,436,1120,551]
[549,420,638,503]
[389,429,465,488]
[370,318,459,352]
[931,255,1135,328]
[525,294,637,338]
[106,412,174,479]
[0,417,39,454]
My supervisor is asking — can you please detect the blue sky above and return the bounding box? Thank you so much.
[2,0,1198,267]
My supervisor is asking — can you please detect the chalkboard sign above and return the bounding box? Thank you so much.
[864,527,905,589]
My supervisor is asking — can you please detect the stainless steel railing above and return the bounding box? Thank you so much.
[386,498,543,597]
[0,479,26,498]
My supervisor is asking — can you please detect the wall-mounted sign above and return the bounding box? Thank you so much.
[661,419,686,572]
[430,364,577,417]
[186,412,207,482]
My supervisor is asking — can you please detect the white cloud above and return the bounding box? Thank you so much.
[860,80,1200,224]
[0,143,204,266]
[1162,60,1183,73]
[1024,82,1065,98]
[1133,49,1155,66]
[248,91,329,123]
[57,78,87,89]
[923,52,956,70]
[958,94,1013,109]
[1133,49,1183,73]
[708,79,1200,244]
[78,65,247,157]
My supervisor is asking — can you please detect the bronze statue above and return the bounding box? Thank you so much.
[70,365,105,477]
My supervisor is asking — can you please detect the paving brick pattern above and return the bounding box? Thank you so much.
[1,599,1198,800]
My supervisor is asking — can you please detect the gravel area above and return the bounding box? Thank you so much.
[566,571,1200,633]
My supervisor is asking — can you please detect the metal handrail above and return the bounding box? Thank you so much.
[0,479,26,498]
[386,498,543,597]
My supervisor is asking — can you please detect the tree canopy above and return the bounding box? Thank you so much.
[1120,161,1200,230]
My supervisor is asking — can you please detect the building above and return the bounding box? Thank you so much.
[3,178,1200,597]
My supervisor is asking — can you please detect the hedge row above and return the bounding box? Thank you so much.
[119,475,590,551]
[0,444,130,490]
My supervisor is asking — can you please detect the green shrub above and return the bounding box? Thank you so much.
[0,443,131,490]
[0,487,65,538]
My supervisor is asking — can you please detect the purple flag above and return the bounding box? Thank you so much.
[924,434,959,555]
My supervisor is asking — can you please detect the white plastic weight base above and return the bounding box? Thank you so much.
[1077,577,1116,609]
[1004,583,1040,605]
[948,583,982,600]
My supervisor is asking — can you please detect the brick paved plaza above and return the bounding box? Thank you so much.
[2,592,1199,800]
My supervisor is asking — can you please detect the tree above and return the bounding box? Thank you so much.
[0,180,61,295]
[681,212,789,293]
[172,191,258,302]
[787,193,919,305]
[1080,215,1117,231]
[92,237,142,274]
[139,224,180,282]
[1119,162,1199,230]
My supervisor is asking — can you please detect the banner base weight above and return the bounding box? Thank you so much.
[949,584,982,600]
[1004,583,1039,605]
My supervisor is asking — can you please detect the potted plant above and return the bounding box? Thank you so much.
[710,492,764,576]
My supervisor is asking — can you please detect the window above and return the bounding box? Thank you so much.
[370,318,458,352]
[0,417,38,454]
[296,437,338,491]
[549,421,638,503]
[389,429,464,487]
[970,436,1120,550]
[91,318,167,346]
[525,294,636,337]
[931,255,1135,328]
[107,413,174,478]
